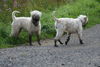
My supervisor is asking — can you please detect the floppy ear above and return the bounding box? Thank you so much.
[84,17,88,23]
[84,17,86,23]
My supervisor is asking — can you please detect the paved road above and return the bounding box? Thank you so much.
[0,24,100,67]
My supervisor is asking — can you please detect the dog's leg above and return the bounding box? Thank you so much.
[65,33,71,45]
[10,26,21,37]
[29,34,32,46]
[58,39,63,44]
[36,34,41,45]
[77,32,84,44]
[79,39,84,44]
[16,28,22,37]
[54,29,64,47]
[54,40,58,47]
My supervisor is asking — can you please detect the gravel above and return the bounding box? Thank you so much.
[0,24,100,67]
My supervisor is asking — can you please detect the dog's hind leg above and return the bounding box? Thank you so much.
[58,39,63,44]
[10,26,21,37]
[54,40,58,47]
[65,33,71,45]
[54,29,64,47]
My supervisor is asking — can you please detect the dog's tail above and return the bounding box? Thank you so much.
[52,11,58,21]
[12,11,20,20]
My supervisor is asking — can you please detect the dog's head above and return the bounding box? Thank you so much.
[78,15,88,27]
[30,10,42,26]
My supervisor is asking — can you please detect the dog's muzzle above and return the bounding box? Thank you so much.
[32,15,40,26]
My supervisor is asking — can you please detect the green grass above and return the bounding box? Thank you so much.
[0,0,100,48]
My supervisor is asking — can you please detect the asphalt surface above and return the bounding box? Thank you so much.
[0,24,100,67]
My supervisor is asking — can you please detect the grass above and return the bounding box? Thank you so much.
[0,0,100,48]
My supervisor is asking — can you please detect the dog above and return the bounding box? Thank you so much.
[10,10,42,46]
[52,11,88,47]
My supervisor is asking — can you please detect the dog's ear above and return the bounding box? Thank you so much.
[84,17,86,23]
[84,16,88,23]
[83,16,88,27]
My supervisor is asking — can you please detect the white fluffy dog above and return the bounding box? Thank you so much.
[10,10,42,46]
[52,11,88,47]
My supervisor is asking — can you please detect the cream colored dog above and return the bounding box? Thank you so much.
[53,11,88,47]
[10,10,42,46]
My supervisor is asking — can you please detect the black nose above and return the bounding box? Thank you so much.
[32,15,40,21]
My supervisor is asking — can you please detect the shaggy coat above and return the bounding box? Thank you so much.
[11,10,42,45]
[53,11,88,47]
